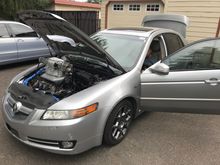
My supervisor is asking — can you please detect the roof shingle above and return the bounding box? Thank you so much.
[54,0,101,9]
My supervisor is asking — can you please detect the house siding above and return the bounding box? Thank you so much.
[164,0,220,42]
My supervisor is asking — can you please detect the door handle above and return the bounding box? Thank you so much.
[205,78,220,86]
[17,39,24,42]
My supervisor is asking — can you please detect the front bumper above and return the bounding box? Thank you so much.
[2,93,103,154]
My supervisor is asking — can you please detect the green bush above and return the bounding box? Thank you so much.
[0,0,51,20]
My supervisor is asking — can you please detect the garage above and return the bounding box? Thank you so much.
[101,0,164,29]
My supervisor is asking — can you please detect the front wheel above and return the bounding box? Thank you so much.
[103,100,134,145]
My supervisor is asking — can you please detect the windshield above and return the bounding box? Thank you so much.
[91,32,146,71]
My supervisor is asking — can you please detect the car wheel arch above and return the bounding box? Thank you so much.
[109,96,138,119]
[101,96,138,143]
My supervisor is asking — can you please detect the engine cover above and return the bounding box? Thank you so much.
[40,57,70,83]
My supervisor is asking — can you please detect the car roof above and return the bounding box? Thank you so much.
[0,20,25,24]
[101,27,176,38]
[0,21,32,29]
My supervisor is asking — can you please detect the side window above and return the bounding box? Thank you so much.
[129,4,141,11]
[113,4,124,11]
[142,36,165,70]
[9,24,38,37]
[163,39,220,71]
[163,33,184,55]
[146,3,160,12]
[0,24,10,38]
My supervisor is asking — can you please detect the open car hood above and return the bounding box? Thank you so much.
[18,10,125,73]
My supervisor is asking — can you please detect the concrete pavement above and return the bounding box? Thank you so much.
[0,62,220,165]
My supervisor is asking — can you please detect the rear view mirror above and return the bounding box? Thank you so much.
[150,62,169,74]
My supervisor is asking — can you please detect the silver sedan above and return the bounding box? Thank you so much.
[0,21,51,65]
[3,11,218,155]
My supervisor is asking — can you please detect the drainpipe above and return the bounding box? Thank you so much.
[216,17,220,37]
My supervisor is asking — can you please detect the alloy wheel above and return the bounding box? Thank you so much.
[111,105,133,140]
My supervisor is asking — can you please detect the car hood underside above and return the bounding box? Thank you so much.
[18,10,125,73]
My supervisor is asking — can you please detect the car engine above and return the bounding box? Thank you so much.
[40,57,72,83]
[22,56,109,101]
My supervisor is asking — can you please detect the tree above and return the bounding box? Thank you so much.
[0,0,52,20]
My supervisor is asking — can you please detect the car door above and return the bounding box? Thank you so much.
[140,38,220,114]
[8,23,50,60]
[0,23,18,64]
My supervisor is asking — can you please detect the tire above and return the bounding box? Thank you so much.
[103,100,134,145]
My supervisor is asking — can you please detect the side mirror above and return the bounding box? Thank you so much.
[150,62,169,74]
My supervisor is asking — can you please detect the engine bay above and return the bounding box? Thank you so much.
[21,55,114,102]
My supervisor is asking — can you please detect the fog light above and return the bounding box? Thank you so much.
[59,141,75,149]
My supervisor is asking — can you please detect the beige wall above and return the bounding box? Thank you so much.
[101,1,164,29]
[164,0,220,42]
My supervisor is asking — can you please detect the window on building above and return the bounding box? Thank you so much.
[146,3,160,12]
[129,4,141,11]
[113,4,124,11]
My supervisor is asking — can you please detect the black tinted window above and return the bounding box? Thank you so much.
[163,33,184,55]
[0,24,9,38]
[9,24,38,37]
[163,39,220,71]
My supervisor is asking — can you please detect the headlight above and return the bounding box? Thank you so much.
[41,103,98,120]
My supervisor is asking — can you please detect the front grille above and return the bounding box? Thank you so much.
[7,95,33,120]
[12,112,28,120]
